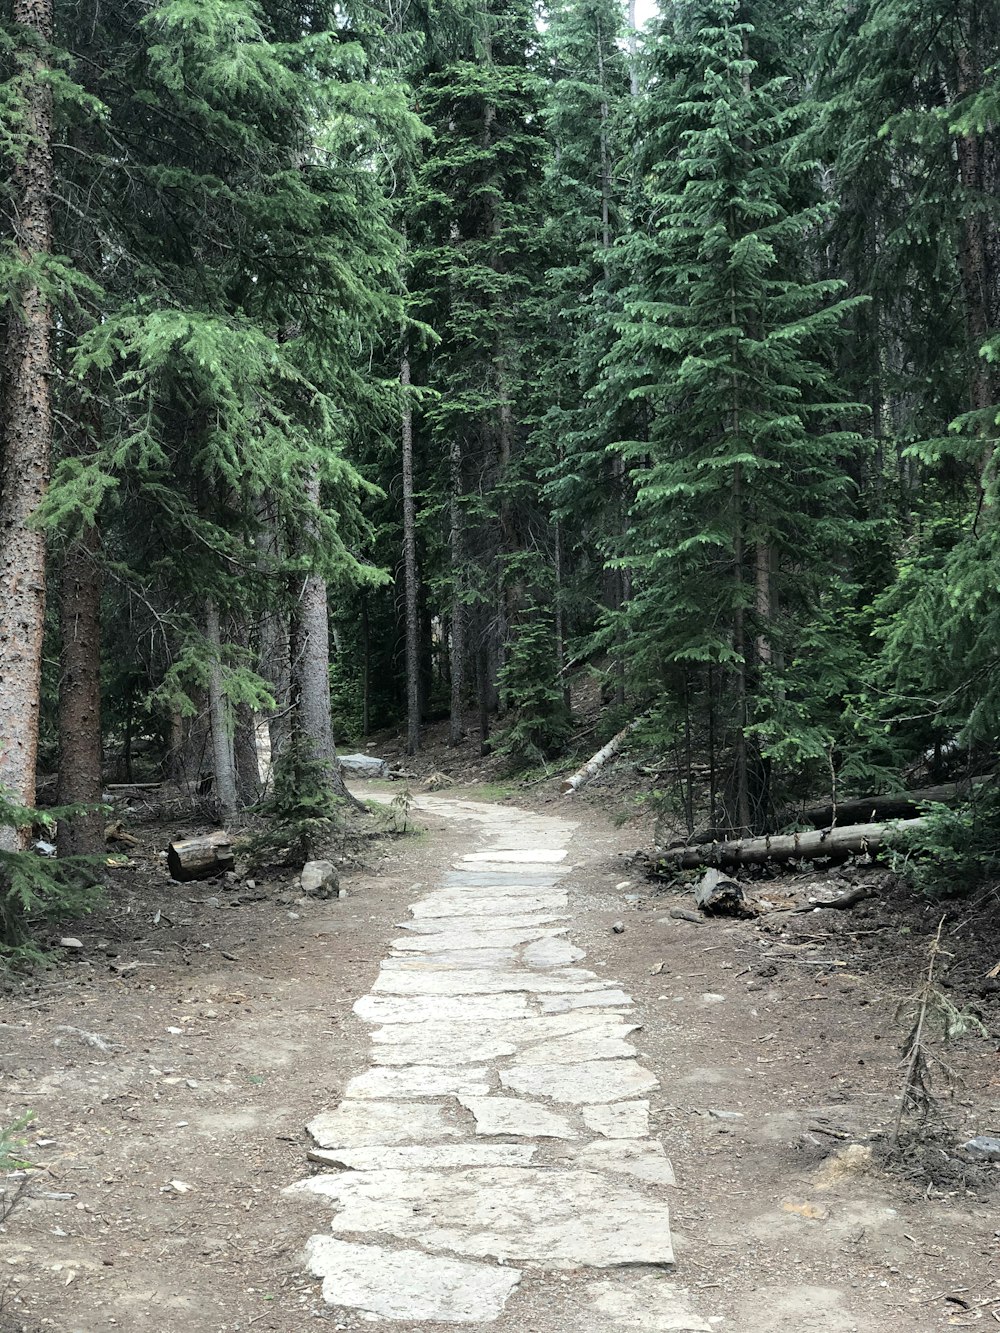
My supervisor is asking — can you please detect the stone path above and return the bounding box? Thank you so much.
[289,797,709,1328]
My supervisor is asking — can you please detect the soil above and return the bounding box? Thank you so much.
[1,728,998,1331]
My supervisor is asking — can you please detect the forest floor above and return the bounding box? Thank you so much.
[0,727,998,1332]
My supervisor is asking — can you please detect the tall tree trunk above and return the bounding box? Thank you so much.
[360,589,371,739]
[231,615,261,808]
[57,530,104,859]
[401,350,421,755]
[0,0,54,851]
[290,467,353,803]
[449,438,465,745]
[256,508,291,765]
[205,598,238,821]
[754,542,772,666]
[627,0,640,98]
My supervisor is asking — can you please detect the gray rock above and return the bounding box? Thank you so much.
[297,1167,675,1268]
[612,920,625,934]
[962,1135,1000,1161]
[305,1235,521,1322]
[307,1101,462,1149]
[339,753,389,778]
[301,859,340,898]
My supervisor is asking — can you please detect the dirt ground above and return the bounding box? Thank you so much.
[1,737,998,1331]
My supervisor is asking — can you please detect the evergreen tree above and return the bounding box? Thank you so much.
[604,0,865,831]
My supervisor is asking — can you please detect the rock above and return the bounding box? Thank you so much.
[612,920,625,933]
[343,1065,491,1100]
[962,1135,1000,1161]
[307,1101,463,1149]
[304,1235,520,1322]
[566,1139,677,1186]
[581,1101,650,1139]
[459,1096,579,1140]
[301,860,340,898]
[500,1060,658,1105]
[59,937,84,949]
[309,1143,537,1171]
[339,753,390,778]
[666,908,704,924]
[294,1167,675,1268]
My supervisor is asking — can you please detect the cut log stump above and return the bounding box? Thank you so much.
[167,831,235,882]
[694,868,750,916]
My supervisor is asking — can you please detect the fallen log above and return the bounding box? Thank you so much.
[562,720,642,795]
[694,868,750,916]
[790,776,993,830]
[650,818,927,872]
[167,831,235,881]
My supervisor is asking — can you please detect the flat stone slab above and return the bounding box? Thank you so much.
[564,1139,676,1186]
[459,1096,579,1140]
[398,914,569,934]
[371,1033,518,1066]
[522,937,585,968]
[309,1143,536,1170]
[461,849,567,863]
[441,871,563,888]
[392,926,567,952]
[355,994,531,1025]
[372,969,605,997]
[585,1277,710,1331]
[302,1167,674,1268]
[514,1034,639,1065]
[501,1061,658,1104]
[305,1235,521,1323]
[493,1013,641,1044]
[367,1014,639,1066]
[410,896,568,919]
[307,1102,461,1149]
[581,1101,651,1139]
[539,989,633,1013]
[344,1065,491,1100]
[386,948,520,969]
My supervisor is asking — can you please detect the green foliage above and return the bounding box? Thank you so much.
[0,1112,35,1173]
[888,784,1000,898]
[0,790,103,956]
[239,738,343,867]
[496,605,573,766]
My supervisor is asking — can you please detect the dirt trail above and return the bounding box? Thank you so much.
[0,787,996,1331]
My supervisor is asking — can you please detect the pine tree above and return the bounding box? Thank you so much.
[604,0,865,830]
[403,0,546,753]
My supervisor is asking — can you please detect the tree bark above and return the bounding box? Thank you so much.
[205,598,239,820]
[256,509,291,766]
[448,438,465,746]
[401,351,421,755]
[290,467,353,803]
[0,0,55,851]
[651,818,927,872]
[56,530,104,859]
[230,614,261,807]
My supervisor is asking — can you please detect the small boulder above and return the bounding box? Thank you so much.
[339,753,389,778]
[301,860,340,899]
[962,1135,1000,1162]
